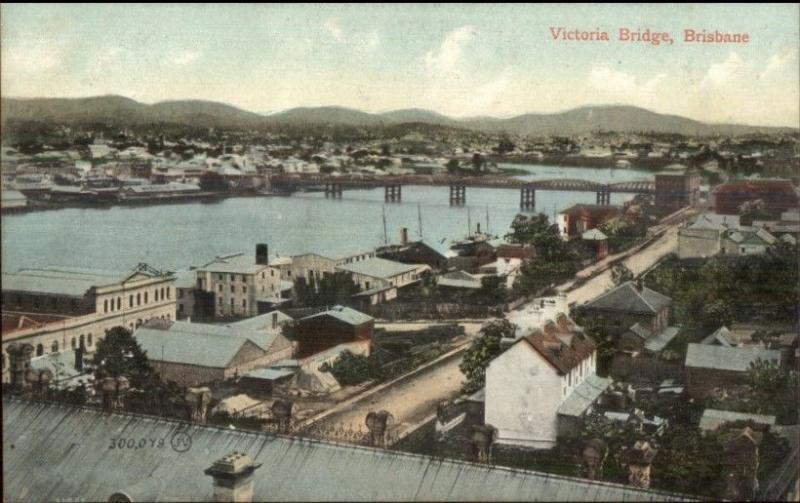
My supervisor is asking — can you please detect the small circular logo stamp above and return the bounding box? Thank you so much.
[170,430,192,453]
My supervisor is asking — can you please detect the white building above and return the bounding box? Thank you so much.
[194,250,282,319]
[485,313,611,449]
[2,264,176,379]
[335,257,430,291]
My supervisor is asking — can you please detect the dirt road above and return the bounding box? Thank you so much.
[563,225,678,305]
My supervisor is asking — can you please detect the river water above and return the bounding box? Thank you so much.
[1,164,652,272]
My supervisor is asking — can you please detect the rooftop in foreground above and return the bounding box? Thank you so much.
[2,397,695,502]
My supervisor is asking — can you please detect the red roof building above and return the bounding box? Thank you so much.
[712,179,800,216]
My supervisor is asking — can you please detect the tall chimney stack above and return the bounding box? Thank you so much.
[255,244,269,266]
[400,228,408,246]
[7,343,34,390]
[205,452,262,503]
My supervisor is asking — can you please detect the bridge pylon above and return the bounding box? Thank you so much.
[449,185,466,206]
[385,184,402,203]
[520,187,536,211]
[596,188,611,205]
[325,183,343,199]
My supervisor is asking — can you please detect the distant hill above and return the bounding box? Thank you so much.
[1,96,794,138]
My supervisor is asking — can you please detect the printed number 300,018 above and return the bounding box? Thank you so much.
[109,438,166,449]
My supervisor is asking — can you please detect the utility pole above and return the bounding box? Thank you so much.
[382,204,388,246]
[417,203,423,239]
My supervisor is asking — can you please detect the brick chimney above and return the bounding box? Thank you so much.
[100,376,130,413]
[186,386,213,423]
[6,343,34,390]
[75,342,85,372]
[400,227,408,246]
[365,410,393,447]
[582,438,608,480]
[623,440,657,489]
[255,244,269,266]
[470,424,496,464]
[205,452,262,503]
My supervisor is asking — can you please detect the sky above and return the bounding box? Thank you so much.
[1,3,798,127]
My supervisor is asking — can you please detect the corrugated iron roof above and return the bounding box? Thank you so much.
[2,398,695,502]
[134,325,262,368]
[685,344,781,372]
[302,305,373,326]
[557,375,613,417]
[584,282,672,315]
[336,257,421,279]
[699,409,776,432]
[1,265,164,297]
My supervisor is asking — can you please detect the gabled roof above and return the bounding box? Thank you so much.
[520,323,596,376]
[699,409,776,432]
[2,398,695,502]
[583,281,672,315]
[336,257,422,279]
[1,264,170,298]
[687,213,740,231]
[302,305,373,326]
[134,323,267,369]
[685,344,781,372]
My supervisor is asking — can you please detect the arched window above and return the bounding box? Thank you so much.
[79,334,85,347]
[51,341,59,353]
[160,287,165,300]
[137,293,141,306]
[129,295,134,307]
[116,297,121,310]
[144,292,148,304]
[36,344,44,356]
[104,299,108,313]
[71,337,76,349]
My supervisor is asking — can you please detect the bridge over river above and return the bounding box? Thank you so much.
[269,174,655,208]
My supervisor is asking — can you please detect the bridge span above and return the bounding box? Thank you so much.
[269,174,655,208]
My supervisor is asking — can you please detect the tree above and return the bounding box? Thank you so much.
[459,319,515,393]
[747,358,791,394]
[293,272,360,307]
[610,264,634,286]
[90,326,153,388]
[446,159,460,174]
[471,153,486,173]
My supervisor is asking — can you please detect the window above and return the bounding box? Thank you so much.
[242,299,247,308]
[129,295,134,307]
[243,285,247,293]
[178,304,184,313]
[218,284,223,292]
[161,287,165,300]
[144,292,148,303]
[116,297,121,310]
[155,289,159,302]
[166,288,170,299]
[104,299,109,313]
[230,274,234,282]
[568,372,572,386]
[88,334,93,346]
[241,275,245,283]
[262,272,265,279]
[137,293,141,306]
[36,344,44,356]
[230,298,234,308]
[79,334,85,347]
[270,270,274,277]
[230,285,235,293]
[178,289,184,299]
[218,274,223,281]
[51,341,59,353]
[287,270,292,277]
